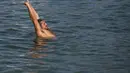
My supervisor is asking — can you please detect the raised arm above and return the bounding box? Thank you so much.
[27,0,40,19]
[25,0,39,20]
[24,1,41,33]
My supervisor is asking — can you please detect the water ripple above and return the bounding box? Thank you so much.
[0,0,130,73]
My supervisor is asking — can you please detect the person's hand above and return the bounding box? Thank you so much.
[24,0,29,6]
[24,2,27,6]
[24,1,30,6]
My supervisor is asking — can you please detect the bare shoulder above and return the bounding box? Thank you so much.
[41,29,56,38]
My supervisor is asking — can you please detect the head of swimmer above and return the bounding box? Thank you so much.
[38,19,48,29]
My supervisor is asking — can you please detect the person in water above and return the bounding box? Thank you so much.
[24,0,55,39]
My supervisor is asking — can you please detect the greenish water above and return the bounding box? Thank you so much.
[0,0,130,73]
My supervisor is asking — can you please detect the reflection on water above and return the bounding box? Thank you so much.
[27,37,53,73]
[29,38,49,58]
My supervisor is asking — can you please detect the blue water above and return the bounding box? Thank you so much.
[0,0,130,73]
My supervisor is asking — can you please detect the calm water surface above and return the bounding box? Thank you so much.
[0,0,130,73]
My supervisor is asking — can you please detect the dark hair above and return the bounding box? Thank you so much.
[38,19,45,23]
[38,19,55,35]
